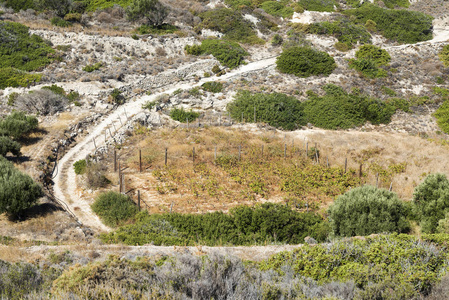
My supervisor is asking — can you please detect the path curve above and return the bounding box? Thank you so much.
[52,56,277,232]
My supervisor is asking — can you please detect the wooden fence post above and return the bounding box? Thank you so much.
[137,190,141,210]
[376,173,379,188]
[344,158,347,173]
[359,164,363,178]
[193,147,195,164]
[165,148,168,166]
[284,144,287,158]
[187,118,189,129]
[261,145,264,157]
[93,137,97,150]
[238,145,241,161]
[114,150,117,172]
[306,142,309,158]
[139,149,142,173]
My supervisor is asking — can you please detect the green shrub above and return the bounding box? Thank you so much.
[381,86,396,96]
[1,0,36,11]
[227,90,305,130]
[344,4,433,44]
[298,0,336,12]
[260,1,294,18]
[434,100,449,133]
[349,58,388,78]
[439,44,449,67]
[63,13,82,22]
[50,17,72,27]
[141,100,157,110]
[0,68,42,89]
[199,8,263,44]
[355,44,391,66]
[82,62,103,72]
[385,97,409,112]
[185,39,248,69]
[382,0,410,8]
[276,46,336,77]
[135,24,178,35]
[126,0,169,27]
[0,111,38,139]
[328,185,410,237]
[170,108,200,123]
[271,34,283,46]
[224,0,253,9]
[302,85,396,129]
[0,156,42,217]
[86,163,111,189]
[261,234,448,296]
[0,136,21,157]
[91,191,139,228]
[109,88,125,104]
[0,22,54,72]
[308,18,371,48]
[84,0,133,11]
[7,92,19,106]
[73,159,86,175]
[201,81,223,93]
[413,173,449,233]
[101,203,327,246]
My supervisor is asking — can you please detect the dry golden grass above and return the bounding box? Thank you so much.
[99,127,363,214]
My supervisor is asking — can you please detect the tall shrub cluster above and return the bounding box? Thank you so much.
[276,46,336,77]
[348,44,391,78]
[0,156,42,217]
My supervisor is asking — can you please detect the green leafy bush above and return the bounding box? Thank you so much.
[271,34,283,46]
[308,19,371,49]
[413,173,449,233]
[0,136,21,157]
[276,46,336,77]
[101,203,327,246]
[185,39,248,69]
[439,44,449,67]
[84,0,133,11]
[224,0,253,9]
[0,21,54,72]
[91,191,139,227]
[0,111,38,139]
[344,4,433,44]
[260,234,448,296]
[201,81,223,93]
[328,185,410,237]
[170,108,200,123]
[355,44,391,65]
[50,17,72,27]
[348,44,390,78]
[198,8,263,44]
[302,84,396,129]
[82,62,103,72]
[135,24,178,35]
[298,0,336,12]
[0,156,42,217]
[126,0,169,27]
[0,68,42,89]
[73,159,86,175]
[227,90,305,130]
[434,100,449,134]
[64,13,82,22]
[109,88,125,104]
[260,1,294,18]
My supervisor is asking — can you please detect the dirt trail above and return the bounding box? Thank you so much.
[52,57,277,232]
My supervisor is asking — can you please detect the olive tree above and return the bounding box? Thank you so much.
[0,156,42,217]
[126,0,169,27]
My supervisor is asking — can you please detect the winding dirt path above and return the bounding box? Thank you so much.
[52,57,277,232]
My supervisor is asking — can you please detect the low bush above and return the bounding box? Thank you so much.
[328,185,411,237]
[14,89,68,115]
[63,13,82,23]
[50,17,72,27]
[185,39,248,69]
[1,0,36,11]
[413,173,449,233]
[349,44,390,78]
[276,46,336,77]
[201,81,223,93]
[84,0,132,11]
[109,88,125,104]
[344,4,433,44]
[0,111,38,139]
[308,19,371,49]
[348,58,387,78]
[302,84,396,129]
[91,191,139,227]
[170,108,199,123]
[224,0,253,9]
[0,21,54,72]
[82,62,103,72]
[298,0,336,12]
[73,159,86,175]
[0,156,42,218]
[260,234,449,296]
[260,1,294,18]
[271,34,283,46]
[0,136,21,157]
[227,90,305,130]
[135,24,178,35]
[0,68,42,89]
[198,8,263,44]
[86,162,110,189]
[434,100,449,133]
[101,203,327,245]
[439,44,449,67]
